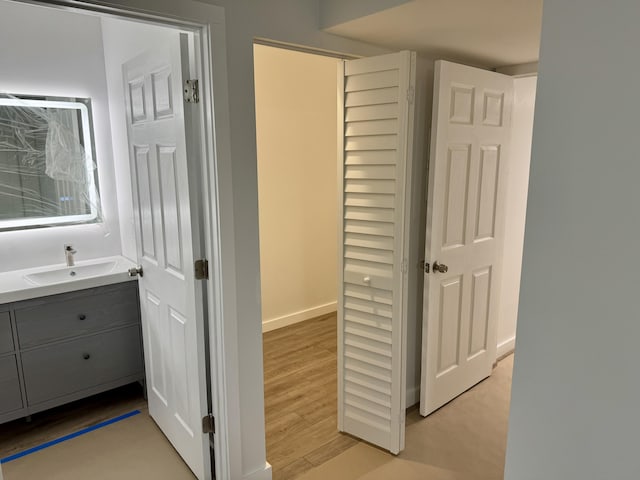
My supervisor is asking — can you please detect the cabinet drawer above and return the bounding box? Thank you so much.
[0,312,13,354]
[22,326,143,406]
[0,355,24,415]
[15,283,139,348]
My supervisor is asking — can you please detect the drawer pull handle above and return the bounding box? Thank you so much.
[78,314,87,321]
[83,353,91,360]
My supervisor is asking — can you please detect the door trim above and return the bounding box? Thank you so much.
[254,37,360,60]
[7,1,235,478]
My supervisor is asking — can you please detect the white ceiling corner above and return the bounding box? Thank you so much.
[324,0,543,69]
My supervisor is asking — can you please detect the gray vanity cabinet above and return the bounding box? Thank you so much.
[0,308,23,419]
[0,312,14,354]
[0,282,143,424]
[0,355,23,415]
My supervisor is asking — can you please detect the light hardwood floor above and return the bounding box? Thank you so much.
[263,313,357,479]
[264,313,515,480]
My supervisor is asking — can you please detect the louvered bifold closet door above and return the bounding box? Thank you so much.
[338,51,416,455]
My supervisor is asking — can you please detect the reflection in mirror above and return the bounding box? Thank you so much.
[0,95,100,230]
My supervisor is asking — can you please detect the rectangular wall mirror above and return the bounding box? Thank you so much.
[0,95,100,230]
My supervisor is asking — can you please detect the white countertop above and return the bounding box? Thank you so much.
[0,256,138,304]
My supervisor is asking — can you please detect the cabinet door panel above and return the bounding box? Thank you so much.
[15,283,139,348]
[22,326,143,405]
[0,312,14,354]
[0,355,23,414]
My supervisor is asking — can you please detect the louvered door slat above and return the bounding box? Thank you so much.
[345,104,399,122]
[346,88,399,107]
[345,70,399,92]
[345,179,396,195]
[345,370,392,395]
[344,283,393,305]
[345,165,396,179]
[345,151,397,165]
[344,309,392,330]
[338,51,417,454]
[346,119,399,136]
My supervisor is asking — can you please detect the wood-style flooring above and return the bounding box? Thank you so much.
[263,313,357,480]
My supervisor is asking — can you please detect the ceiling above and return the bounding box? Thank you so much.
[325,0,543,68]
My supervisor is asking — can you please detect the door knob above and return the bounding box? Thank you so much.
[432,261,448,273]
[128,265,143,277]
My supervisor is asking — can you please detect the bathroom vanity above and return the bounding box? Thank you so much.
[0,258,143,424]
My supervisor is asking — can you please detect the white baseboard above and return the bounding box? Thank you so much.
[243,462,272,480]
[497,335,516,358]
[406,385,420,408]
[262,302,337,333]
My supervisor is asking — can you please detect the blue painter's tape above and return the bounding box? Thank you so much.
[0,409,141,464]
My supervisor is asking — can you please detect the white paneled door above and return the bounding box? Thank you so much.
[421,61,513,416]
[338,51,418,454]
[123,36,211,478]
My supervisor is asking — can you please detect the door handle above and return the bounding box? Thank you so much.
[128,265,144,277]
[432,261,448,273]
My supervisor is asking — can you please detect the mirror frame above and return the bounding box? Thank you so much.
[0,96,100,230]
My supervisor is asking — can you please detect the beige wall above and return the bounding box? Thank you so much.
[254,44,341,330]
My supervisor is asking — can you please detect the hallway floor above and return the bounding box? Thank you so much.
[300,354,513,480]
[264,314,514,480]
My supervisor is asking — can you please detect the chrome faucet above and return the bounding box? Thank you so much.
[64,244,77,267]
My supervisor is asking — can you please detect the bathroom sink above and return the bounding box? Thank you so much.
[24,261,118,286]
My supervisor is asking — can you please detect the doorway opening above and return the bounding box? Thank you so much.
[253,43,353,477]
[254,41,537,478]
[0,1,219,479]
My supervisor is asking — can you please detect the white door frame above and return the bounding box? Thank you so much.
[8,1,237,478]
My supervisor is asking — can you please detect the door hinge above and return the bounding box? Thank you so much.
[184,79,200,104]
[195,259,209,280]
[406,86,415,105]
[420,260,430,273]
[202,413,215,434]
[401,258,408,274]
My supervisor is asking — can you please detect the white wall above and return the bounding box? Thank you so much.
[320,0,413,29]
[506,1,640,478]
[0,0,120,272]
[100,17,182,261]
[496,75,536,357]
[254,44,339,332]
